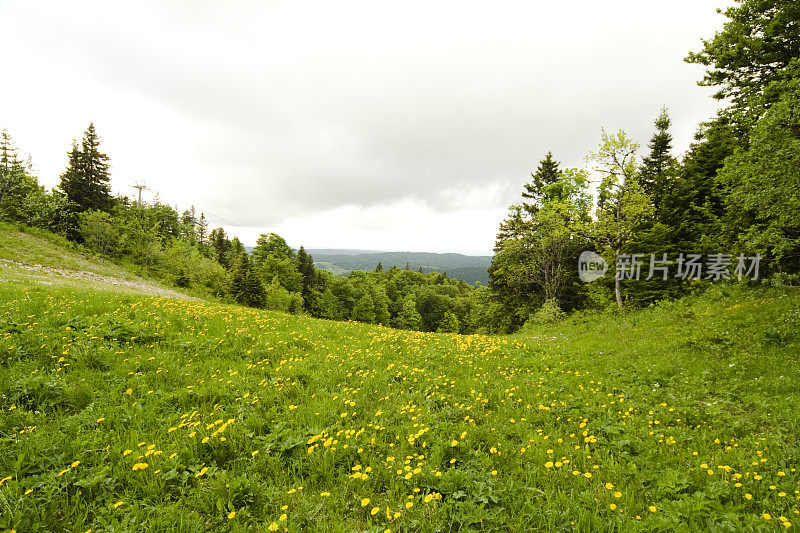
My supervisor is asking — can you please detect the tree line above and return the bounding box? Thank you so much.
[0,126,484,333]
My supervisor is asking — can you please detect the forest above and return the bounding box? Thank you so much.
[1,0,798,333]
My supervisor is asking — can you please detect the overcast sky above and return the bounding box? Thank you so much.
[0,0,730,254]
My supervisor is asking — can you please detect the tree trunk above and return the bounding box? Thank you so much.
[614,248,624,311]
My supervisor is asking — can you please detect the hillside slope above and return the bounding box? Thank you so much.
[0,223,193,299]
[0,272,797,531]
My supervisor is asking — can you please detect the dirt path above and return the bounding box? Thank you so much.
[0,258,199,300]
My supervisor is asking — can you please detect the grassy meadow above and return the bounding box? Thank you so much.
[0,277,798,531]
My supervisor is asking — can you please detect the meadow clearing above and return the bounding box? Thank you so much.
[0,278,798,531]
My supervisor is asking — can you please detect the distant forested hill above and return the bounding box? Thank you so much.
[306,250,492,285]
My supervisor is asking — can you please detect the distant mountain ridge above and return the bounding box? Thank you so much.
[306,250,492,285]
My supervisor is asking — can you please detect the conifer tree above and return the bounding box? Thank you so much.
[58,123,113,213]
[229,252,265,307]
[196,213,208,245]
[296,246,316,310]
[180,207,197,243]
[0,130,35,220]
[522,151,561,211]
[639,108,677,213]
[209,228,231,267]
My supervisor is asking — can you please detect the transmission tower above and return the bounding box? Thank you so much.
[131,181,150,204]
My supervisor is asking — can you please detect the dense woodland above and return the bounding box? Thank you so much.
[1,0,798,333]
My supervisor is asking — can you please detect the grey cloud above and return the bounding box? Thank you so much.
[1,0,727,234]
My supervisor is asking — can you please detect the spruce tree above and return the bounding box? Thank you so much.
[639,108,677,213]
[209,228,231,267]
[181,207,197,243]
[0,130,34,220]
[296,246,316,310]
[196,213,209,245]
[59,123,113,213]
[229,253,265,308]
[522,152,562,213]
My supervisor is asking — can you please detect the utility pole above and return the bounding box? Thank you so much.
[131,181,149,204]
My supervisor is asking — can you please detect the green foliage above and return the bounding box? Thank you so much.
[490,159,591,330]
[396,295,422,330]
[717,62,800,271]
[525,298,566,326]
[58,123,114,215]
[639,107,678,214]
[590,130,654,310]
[228,253,265,308]
[436,310,460,333]
[685,0,800,115]
[296,246,316,311]
[262,276,304,314]
[78,210,122,257]
[350,292,376,323]
[0,130,38,222]
[256,255,302,294]
[252,233,295,264]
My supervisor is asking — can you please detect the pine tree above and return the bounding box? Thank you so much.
[229,253,265,307]
[0,130,35,220]
[495,152,564,250]
[296,246,316,311]
[521,152,561,214]
[59,123,113,213]
[196,213,208,245]
[639,108,677,213]
[228,237,245,262]
[181,207,197,243]
[209,228,231,267]
[375,261,383,272]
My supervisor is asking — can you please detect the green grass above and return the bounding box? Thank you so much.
[0,277,798,531]
[0,224,196,300]
[0,223,133,279]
